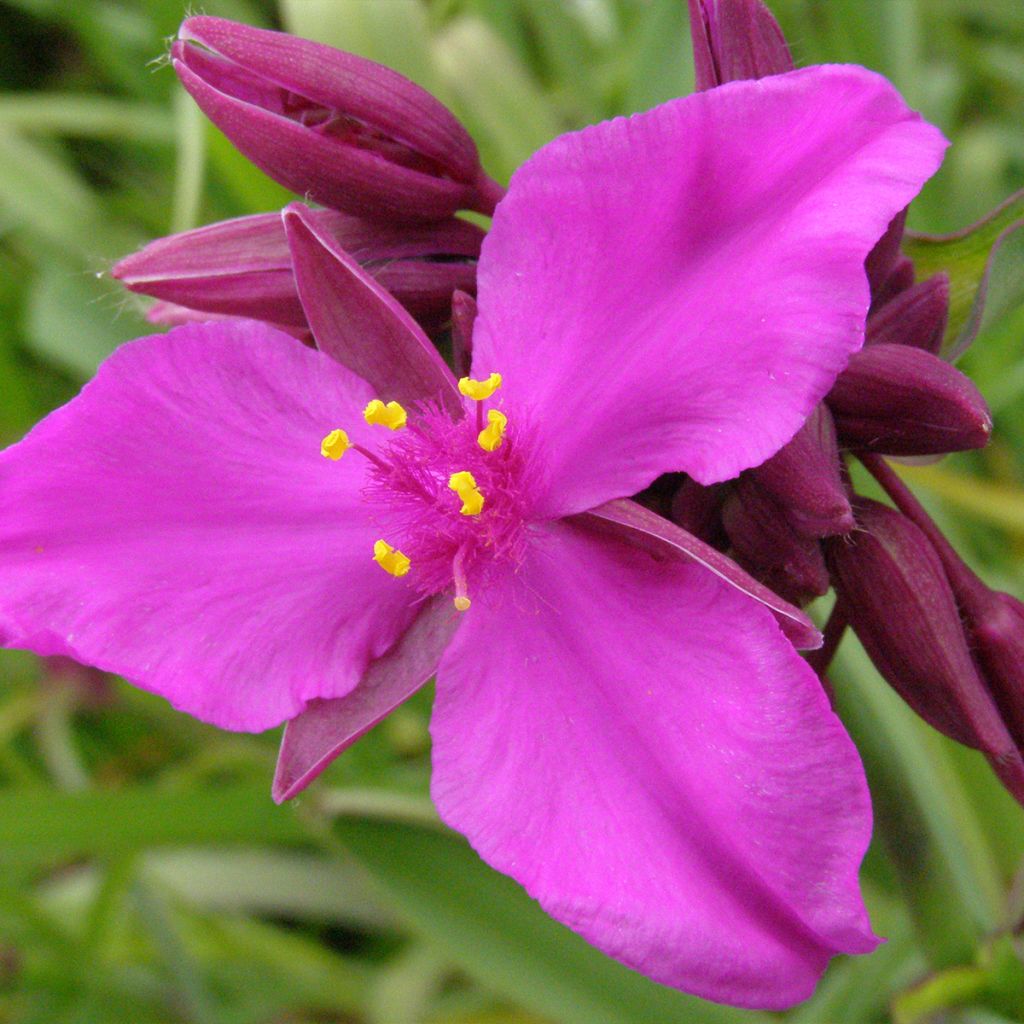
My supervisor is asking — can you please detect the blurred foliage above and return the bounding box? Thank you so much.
[0,1,1022,1022]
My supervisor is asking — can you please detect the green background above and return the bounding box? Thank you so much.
[0,1,1023,1021]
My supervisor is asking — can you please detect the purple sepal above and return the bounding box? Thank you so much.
[450,289,477,377]
[669,478,729,548]
[174,16,500,222]
[113,210,482,335]
[273,593,459,802]
[722,478,830,606]
[828,343,992,456]
[750,405,853,538]
[865,273,949,354]
[573,497,821,649]
[827,499,1024,804]
[687,0,794,91]
[283,203,462,413]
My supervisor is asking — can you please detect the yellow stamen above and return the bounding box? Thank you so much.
[363,399,407,430]
[448,470,484,516]
[453,595,472,612]
[477,409,508,452]
[458,373,502,401]
[321,429,351,460]
[373,539,411,577]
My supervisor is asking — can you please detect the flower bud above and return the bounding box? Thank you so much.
[869,256,915,313]
[143,300,313,343]
[826,498,1024,803]
[750,405,853,538]
[864,208,907,297]
[828,343,992,456]
[113,210,483,336]
[956,585,1024,751]
[669,477,729,549]
[687,0,793,91]
[173,16,502,223]
[722,477,830,605]
[866,273,949,354]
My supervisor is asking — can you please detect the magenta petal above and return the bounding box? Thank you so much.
[473,66,947,515]
[574,498,821,649]
[273,592,460,802]
[284,203,461,414]
[432,521,876,1009]
[0,321,417,731]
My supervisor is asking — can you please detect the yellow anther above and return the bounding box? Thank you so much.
[458,373,502,401]
[477,409,508,452]
[448,471,484,516]
[453,595,472,612]
[373,539,411,577]
[363,399,407,430]
[321,429,351,460]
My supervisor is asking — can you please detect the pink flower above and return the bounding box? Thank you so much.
[0,66,945,1007]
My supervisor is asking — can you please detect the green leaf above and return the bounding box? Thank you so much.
[831,632,1005,969]
[26,262,149,378]
[0,94,173,142]
[432,17,561,183]
[904,189,1024,358]
[330,815,768,1024]
[0,786,310,861]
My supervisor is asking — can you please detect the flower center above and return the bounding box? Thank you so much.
[321,373,533,611]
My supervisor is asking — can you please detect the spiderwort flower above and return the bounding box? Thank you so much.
[0,62,945,1007]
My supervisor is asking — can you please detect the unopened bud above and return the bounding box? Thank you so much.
[864,208,907,297]
[869,256,915,313]
[827,498,1024,803]
[828,343,992,456]
[866,273,948,354]
[687,0,793,91]
[173,17,502,222]
[113,210,483,336]
[751,405,853,538]
[722,477,830,605]
[669,477,728,549]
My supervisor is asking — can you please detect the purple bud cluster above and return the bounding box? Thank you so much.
[115,16,504,344]
[682,0,1024,806]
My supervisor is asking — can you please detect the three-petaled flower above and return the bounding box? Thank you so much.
[0,56,945,1008]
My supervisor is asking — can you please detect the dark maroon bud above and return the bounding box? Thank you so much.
[828,343,992,456]
[173,17,503,223]
[113,210,483,336]
[827,498,1024,804]
[862,454,1024,751]
[450,290,477,377]
[956,586,1024,751]
[722,477,830,605]
[669,477,729,549]
[869,256,916,313]
[750,405,853,538]
[865,208,908,296]
[687,0,793,92]
[866,273,949,354]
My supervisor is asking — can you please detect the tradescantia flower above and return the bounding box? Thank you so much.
[0,57,945,1006]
